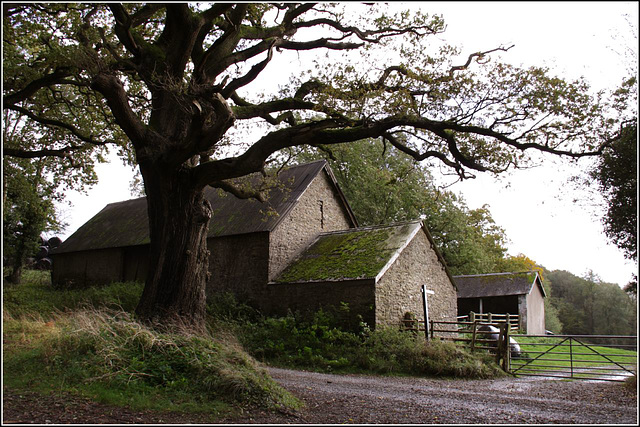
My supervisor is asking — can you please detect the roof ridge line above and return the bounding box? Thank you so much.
[453,271,537,278]
[317,219,422,236]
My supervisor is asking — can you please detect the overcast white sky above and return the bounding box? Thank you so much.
[55,2,638,287]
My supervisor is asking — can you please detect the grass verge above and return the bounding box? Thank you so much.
[2,273,300,420]
[3,272,516,422]
[3,270,143,317]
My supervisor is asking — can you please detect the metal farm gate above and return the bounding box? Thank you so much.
[508,333,637,382]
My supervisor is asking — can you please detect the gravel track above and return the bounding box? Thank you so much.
[251,367,638,424]
[3,367,637,424]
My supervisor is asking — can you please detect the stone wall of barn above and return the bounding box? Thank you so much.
[205,232,270,306]
[374,230,458,327]
[265,280,376,327]
[122,245,149,283]
[51,248,124,287]
[268,170,353,281]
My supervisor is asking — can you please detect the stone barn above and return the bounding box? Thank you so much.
[51,160,458,327]
[270,221,458,327]
[454,271,546,334]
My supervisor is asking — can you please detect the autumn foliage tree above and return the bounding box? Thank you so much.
[2,3,625,329]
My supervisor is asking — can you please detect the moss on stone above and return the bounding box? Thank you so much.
[275,224,417,283]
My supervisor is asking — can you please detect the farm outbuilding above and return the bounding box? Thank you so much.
[270,221,458,327]
[51,160,458,327]
[454,271,547,334]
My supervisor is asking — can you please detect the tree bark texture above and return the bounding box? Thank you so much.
[134,164,212,329]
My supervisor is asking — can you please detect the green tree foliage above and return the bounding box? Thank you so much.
[2,108,99,283]
[589,122,637,263]
[495,253,545,279]
[586,63,637,297]
[2,4,625,327]
[545,269,636,337]
[588,119,638,299]
[3,159,54,283]
[3,5,109,284]
[294,140,509,275]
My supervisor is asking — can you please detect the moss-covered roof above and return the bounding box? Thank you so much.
[52,161,357,254]
[273,221,423,283]
[453,272,545,298]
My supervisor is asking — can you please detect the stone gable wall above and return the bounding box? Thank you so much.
[375,230,458,327]
[268,170,353,281]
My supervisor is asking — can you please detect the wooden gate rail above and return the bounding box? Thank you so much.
[457,312,520,331]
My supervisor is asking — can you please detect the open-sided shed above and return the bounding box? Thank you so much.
[454,271,546,334]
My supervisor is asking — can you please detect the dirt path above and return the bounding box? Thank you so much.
[3,367,637,424]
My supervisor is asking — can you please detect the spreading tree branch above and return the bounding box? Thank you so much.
[6,104,114,147]
[3,67,74,106]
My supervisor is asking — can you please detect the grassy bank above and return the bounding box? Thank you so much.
[2,272,299,419]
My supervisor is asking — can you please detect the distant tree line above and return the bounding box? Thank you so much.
[543,269,637,338]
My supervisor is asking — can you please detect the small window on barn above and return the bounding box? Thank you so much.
[319,200,325,229]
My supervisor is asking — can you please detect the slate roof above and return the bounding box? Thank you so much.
[273,220,455,285]
[454,272,546,299]
[52,160,357,254]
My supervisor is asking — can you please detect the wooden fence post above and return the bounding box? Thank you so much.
[470,321,478,352]
[504,321,511,372]
[496,323,505,365]
[421,285,429,341]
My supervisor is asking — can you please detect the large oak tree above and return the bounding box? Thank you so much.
[2,3,625,329]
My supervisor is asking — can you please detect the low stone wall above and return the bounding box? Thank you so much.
[266,279,376,327]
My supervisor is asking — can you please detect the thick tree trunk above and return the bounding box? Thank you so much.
[135,165,212,330]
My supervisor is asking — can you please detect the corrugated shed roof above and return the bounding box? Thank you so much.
[273,221,423,283]
[53,160,357,254]
[454,272,545,298]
